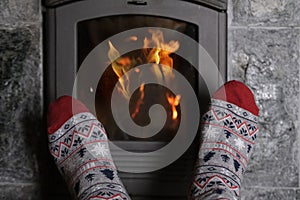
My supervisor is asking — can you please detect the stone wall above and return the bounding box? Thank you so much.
[228,0,300,199]
[0,0,44,199]
[0,0,299,199]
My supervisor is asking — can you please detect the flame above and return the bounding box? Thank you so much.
[144,29,179,83]
[127,36,138,41]
[108,29,181,120]
[108,41,133,99]
[131,83,145,119]
[167,93,181,120]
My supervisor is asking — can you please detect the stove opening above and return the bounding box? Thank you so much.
[77,15,208,144]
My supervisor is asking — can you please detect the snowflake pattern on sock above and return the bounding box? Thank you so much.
[191,99,259,200]
[48,112,131,200]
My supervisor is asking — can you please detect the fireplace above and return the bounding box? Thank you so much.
[44,0,227,198]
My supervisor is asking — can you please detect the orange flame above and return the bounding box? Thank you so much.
[131,83,145,119]
[144,29,179,83]
[127,36,138,41]
[108,30,181,120]
[108,41,134,99]
[166,93,181,120]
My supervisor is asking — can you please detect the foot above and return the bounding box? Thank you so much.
[47,96,131,200]
[191,80,259,200]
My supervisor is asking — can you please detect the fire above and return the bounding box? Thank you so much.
[131,83,145,119]
[108,29,181,120]
[108,41,134,99]
[166,93,181,120]
[143,29,179,83]
[127,36,138,41]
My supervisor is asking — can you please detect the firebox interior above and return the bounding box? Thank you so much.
[77,15,205,143]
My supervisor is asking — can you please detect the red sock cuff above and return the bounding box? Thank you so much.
[213,80,259,116]
[47,95,90,135]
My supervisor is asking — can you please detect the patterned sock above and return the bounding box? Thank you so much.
[191,80,259,200]
[47,96,131,200]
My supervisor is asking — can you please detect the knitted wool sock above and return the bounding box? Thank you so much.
[47,96,131,200]
[191,80,259,200]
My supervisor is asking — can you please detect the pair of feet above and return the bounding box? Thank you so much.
[47,80,259,200]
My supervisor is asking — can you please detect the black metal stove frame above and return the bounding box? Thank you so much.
[43,0,227,198]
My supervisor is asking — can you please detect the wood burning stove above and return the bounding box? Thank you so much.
[44,0,227,198]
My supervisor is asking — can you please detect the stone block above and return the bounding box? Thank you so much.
[241,188,298,200]
[0,0,40,25]
[0,184,41,200]
[0,26,42,182]
[228,28,299,187]
[228,0,300,26]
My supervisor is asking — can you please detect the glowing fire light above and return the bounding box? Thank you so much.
[131,83,145,119]
[108,29,181,120]
[166,93,181,120]
[143,29,179,83]
[127,36,138,41]
[108,41,134,99]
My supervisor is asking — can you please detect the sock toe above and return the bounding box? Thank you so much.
[212,80,259,116]
[47,95,90,134]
